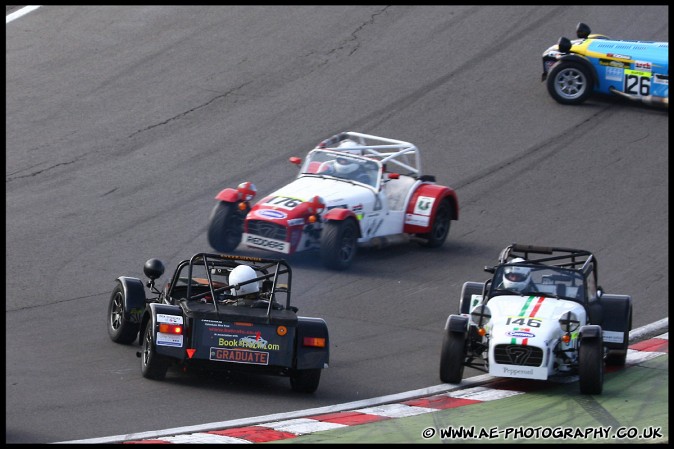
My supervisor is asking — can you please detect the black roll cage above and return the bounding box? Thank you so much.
[166,253,292,317]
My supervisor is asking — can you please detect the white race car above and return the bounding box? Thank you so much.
[207,132,459,270]
[439,244,632,394]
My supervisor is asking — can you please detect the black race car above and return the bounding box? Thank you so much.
[107,252,329,393]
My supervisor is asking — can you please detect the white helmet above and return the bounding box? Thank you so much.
[337,139,363,155]
[503,258,531,292]
[334,156,359,175]
[229,265,259,297]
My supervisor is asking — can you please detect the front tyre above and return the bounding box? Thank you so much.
[289,368,321,393]
[141,324,170,380]
[439,330,466,383]
[107,284,140,344]
[546,61,593,105]
[320,219,358,270]
[417,198,452,248]
[207,201,246,253]
[578,337,603,394]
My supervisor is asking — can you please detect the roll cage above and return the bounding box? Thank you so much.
[314,131,433,179]
[164,253,293,316]
[483,243,599,306]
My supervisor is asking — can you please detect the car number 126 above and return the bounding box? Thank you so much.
[624,69,651,97]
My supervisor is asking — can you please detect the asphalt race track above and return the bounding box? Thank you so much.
[5,5,668,444]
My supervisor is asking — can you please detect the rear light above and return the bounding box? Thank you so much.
[158,323,183,335]
[303,337,326,348]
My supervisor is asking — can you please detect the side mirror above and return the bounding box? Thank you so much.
[289,156,302,166]
[143,258,165,280]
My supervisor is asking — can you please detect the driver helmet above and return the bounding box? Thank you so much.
[503,258,531,292]
[337,139,363,155]
[229,265,259,297]
[334,156,360,175]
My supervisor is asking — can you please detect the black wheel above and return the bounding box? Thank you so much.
[546,61,593,105]
[417,198,452,248]
[578,337,603,394]
[207,201,245,253]
[439,330,466,383]
[290,368,321,393]
[141,324,170,380]
[320,219,358,270]
[107,283,140,344]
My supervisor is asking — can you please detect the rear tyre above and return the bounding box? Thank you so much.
[320,219,358,270]
[107,284,140,344]
[417,198,452,248]
[290,368,321,393]
[546,61,593,105]
[578,336,603,394]
[207,201,245,253]
[141,324,170,380]
[439,330,466,383]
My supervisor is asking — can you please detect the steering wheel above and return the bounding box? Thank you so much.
[355,173,371,185]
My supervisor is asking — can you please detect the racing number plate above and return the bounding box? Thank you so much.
[209,347,269,365]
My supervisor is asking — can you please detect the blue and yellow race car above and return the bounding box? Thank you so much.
[542,23,668,108]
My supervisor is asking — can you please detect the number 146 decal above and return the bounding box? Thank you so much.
[506,316,542,328]
[624,69,651,97]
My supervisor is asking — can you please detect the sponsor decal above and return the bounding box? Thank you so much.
[653,74,668,85]
[217,336,281,351]
[209,348,269,365]
[502,366,534,376]
[287,218,305,226]
[156,333,183,347]
[405,213,430,227]
[243,234,290,253]
[600,59,630,69]
[605,66,624,82]
[602,330,625,344]
[506,330,536,339]
[157,314,183,325]
[258,209,287,219]
[634,60,652,71]
[413,196,435,216]
[625,69,651,79]
[607,53,631,60]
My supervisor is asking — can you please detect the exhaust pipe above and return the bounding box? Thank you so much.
[609,86,668,108]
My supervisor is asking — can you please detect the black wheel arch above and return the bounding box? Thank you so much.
[554,54,598,90]
[597,294,632,350]
[459,282,484,315]
[143,303,185,359]
[444,314,469,334]
[116,276,147,324]
[295,317,329,370]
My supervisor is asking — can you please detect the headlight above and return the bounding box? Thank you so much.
[469,304,491,327]
[558,311,580,333]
